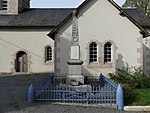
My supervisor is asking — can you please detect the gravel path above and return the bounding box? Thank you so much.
[0,73,47,113]
[7,104,137,113]
[0,73,137,113]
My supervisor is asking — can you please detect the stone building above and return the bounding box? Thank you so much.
[0,0,73,74]
[0,0,149,75]
[48,0,150,76]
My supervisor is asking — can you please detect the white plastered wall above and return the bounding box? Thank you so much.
[0,28,54,73]
[55,0,143,75]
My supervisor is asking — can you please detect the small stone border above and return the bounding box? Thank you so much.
[124,106,150,111]
[50,102,117,109]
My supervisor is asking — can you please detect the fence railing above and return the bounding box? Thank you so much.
[34,73,53,96]
[100,74,118,89]
[35,84,117,104]
[28,73,124,110]
[33,74,117,104]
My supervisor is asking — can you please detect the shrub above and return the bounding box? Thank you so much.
[108,65,150,89]
[123,84,135,105]
[108,65,150,105]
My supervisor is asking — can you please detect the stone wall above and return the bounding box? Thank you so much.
[18,0,30,13]
[143,36,150,76]
[0,0,30,15]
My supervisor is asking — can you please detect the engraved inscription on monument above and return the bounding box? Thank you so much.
[71,46,79,59]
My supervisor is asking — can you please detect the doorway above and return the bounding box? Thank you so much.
[15,51,28,72]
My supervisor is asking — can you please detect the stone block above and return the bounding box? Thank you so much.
[124,106,144,111]
[144,106,150,111]
[68,65,82,75]
[71,85,92,92]
[66,75,84,85]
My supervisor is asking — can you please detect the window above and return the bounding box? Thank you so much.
[1,0,7,10]
[104,42,112,63]
[45,46,52,62]
[89,42,98,63]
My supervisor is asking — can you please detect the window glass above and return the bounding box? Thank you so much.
[89,42,98,63]
[45,46,52,61]
[2,0,7,10]
[104,42,112,63]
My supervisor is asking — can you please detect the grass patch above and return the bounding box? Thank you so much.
[131,88,150,106]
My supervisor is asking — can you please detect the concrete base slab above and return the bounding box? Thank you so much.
[124,106,150,111]
[52,102,117,109]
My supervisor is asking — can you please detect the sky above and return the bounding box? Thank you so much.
[31,0,126,8]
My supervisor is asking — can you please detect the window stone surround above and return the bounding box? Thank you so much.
[86,39,117,68]
[102,40,117,68]
[86,40,101,68]
[43,45,54,65]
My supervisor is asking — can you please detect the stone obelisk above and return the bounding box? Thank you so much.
[66,10,84,86]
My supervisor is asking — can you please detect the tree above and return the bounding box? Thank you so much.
[123,0,150,18]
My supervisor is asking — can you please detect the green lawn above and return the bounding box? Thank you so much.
[130,88,150,106]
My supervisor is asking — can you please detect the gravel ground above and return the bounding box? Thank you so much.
[0,73,138,113]
[7,104,137,113]
[0,73,47,113]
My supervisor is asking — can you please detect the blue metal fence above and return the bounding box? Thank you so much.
[33,73,118,104]
[34,74,53,96]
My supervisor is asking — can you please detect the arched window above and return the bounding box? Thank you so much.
[104,42,112,63]
[45,46,52,62]
[89,42,98,63]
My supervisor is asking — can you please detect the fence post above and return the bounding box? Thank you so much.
[99,73,104,86]
[49,74,53,84]
[28,83,35,103]
[87,85,89,104]
[116,84,124,110]
[62,86,65,102]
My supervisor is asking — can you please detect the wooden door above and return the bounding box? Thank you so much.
[16,51,28,72]
[22,53,28,72]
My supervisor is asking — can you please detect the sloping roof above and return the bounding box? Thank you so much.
[124,8,150,28]
[0,8,74,27]
[48,0,150,38]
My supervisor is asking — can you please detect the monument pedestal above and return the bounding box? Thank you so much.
[66,59,84,85]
